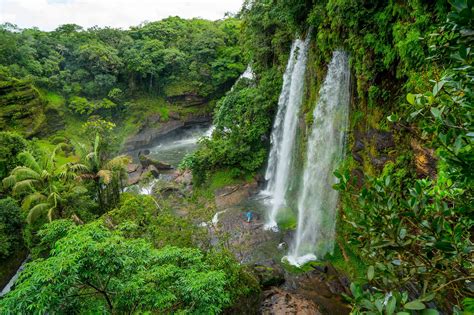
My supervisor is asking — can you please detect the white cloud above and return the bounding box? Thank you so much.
[0,0,243,31]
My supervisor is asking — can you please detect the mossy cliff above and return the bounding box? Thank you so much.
[0,78,66,137]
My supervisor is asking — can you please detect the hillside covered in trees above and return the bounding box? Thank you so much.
[0,0,472,314]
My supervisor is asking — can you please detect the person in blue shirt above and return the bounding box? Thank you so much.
[246,211,253,223]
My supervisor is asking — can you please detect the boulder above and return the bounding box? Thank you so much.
[145,165,160,178]
[139,154,173,170]
[260,288,322,315]
[214,180,258,209]
[253,260,285,287]
[128,170,142,185]
[174,169,193,185]
[126,163,140,173]
[145,113,161,126]
[168,111,180,120]
[283,266,352,314]
[153,181,182,198]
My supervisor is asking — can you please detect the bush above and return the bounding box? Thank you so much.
[0,132,29,180]
[0,198,24,259]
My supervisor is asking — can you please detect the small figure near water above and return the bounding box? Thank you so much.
[246,211,253,223]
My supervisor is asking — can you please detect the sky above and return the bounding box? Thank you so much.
[0,0,244,31]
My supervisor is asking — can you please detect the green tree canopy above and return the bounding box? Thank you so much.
[0,221,241,314]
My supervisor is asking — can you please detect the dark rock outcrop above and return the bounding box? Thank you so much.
[123,120,185,152]
[122,113,211,152]
[352,129,395,170]
[253,260,285,288]
[167,93,207,107]
[139,153,173,171]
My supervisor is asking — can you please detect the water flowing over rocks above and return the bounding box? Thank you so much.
[123,113,211,152]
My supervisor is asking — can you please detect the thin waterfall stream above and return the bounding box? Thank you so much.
[261,34,310,230]
[286,51,350,266]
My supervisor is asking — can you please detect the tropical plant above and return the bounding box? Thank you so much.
[70,134,131,211]
[2,145,80,223]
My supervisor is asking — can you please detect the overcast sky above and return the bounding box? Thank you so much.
[0,0,244,31]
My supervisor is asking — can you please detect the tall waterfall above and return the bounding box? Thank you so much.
[287,51,350,266]
[262,35,310,229]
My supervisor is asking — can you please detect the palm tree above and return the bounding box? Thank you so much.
[70,134,131,211]
[2,145,77,223]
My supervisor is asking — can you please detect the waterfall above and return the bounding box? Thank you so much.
[286,51,350,266]
[240,65,254,80]
[262,34,310,230]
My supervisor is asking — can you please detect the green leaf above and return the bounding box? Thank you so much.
[375,299,383,313]
[420,292,436,302]
[407,93,416,105]
[367,265,375,281]
[422,309,439,315]
[399,228,407,240]
[430,107,442,120]
[453,135,463,155]
[432,81,445,97]
[387,114,399,122]
[386,296,397,315]
[396,313,410,315]
[404,300,426,310]
[385,175,391,187]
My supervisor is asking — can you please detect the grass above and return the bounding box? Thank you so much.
[207,169,254,191]
[43,91,65,110]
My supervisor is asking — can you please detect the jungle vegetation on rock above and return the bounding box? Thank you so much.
[0,0,472,314]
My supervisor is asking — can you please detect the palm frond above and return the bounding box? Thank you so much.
[27,202,50,224]
[11,167,41,181]
[2,174,17,189]
[68,163,91,173]
[70,139,88,156]
[71,185,88,194]
[56,164,77,181]
[12,179,37,195]
[47,206,57,222]
[94,133,100,157]
[17,151,41,173]
[22,192,47,211]
[97,170,112,184]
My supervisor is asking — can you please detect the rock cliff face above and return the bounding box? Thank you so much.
[122,110,211,152]
[0,79,60,137]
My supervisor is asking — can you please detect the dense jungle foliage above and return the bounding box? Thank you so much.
[186,0,473,313]
[0,17,244,141]
[0,0,472,314]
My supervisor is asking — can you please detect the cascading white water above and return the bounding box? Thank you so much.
[262,35,311,230]
[240,65,254,80]
[286,51,350,266]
